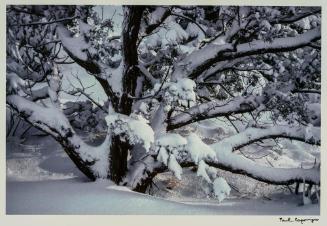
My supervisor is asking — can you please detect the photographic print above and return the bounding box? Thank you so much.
[5,4,321,216]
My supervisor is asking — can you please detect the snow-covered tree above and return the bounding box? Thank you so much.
[6,5,320,198]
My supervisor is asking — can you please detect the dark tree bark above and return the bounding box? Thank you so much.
[108,6,145,183]
[108,135,131,183]
[119,6,145,114]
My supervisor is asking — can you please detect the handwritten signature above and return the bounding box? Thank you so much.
[279,217,319,224]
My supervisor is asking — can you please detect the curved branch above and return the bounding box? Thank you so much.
[126,123,320,191]
[56,24,102,75]
[197,124,320,185]
[229,27,321,59]
[205,124,320,185]
[56,24,120,105]
[145,7,171,35]
[172,27,320,80]
[210,125,321,152]
[170,12,207,36]
[205,154,320,185]
[167,95,264,130]
[6,95,111,180]
[204,125,319,184]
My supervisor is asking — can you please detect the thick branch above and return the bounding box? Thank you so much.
[57,24,102,75]
[206,125,320,183]
[172,27,320,80]
[25,86,49,102]
[170,12,207,36]
[205,155,320,185]
[197,57,247,82]
[145,7,171,35]
[228,27,321,59]
[210,125,321,152]
[126,123,320,191]
[56,24,119,104]
[167,95,264,130]
[176,154,319,185]
[6,94,111,180]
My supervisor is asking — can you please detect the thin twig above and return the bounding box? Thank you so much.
[14,16,78,27]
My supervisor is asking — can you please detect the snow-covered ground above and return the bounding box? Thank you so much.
[6,136,319,215]
[7,178,319,215]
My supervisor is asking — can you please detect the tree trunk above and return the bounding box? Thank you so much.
[106,6,146,183]
[118,6,145,114]
[133,171,158,193]
[63,145,97,181]
[108,135,130,183]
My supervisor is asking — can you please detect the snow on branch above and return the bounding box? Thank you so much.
[205,150,320,185]
[172,27,320,80]
[105,113,154,152]
[57,23,120,102]
[231,27,321,58]
[26,86,50,101]
[270,9,321,25]
[167,95,264,130]
[199,125,321,185]
[144,7,171,35]
[56,24,102,75]
[183,132,320,185]
[210,125,320,153]
[179,126,319,185]
[7,95,72,138]
[6,94,111,179]
[171,43,234,80]
[7,60,45,82]
[197,57,247,82]
[125,127,320,192]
